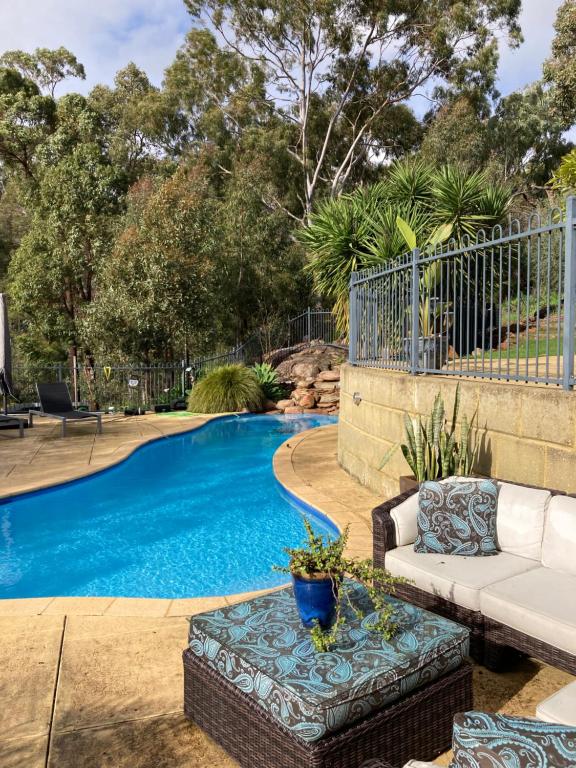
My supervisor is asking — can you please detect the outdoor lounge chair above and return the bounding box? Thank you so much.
[29,382,103,437]
[0,413,24,437]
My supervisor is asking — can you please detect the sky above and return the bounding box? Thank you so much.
[0,0,565,100]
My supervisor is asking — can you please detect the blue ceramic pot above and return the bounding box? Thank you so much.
[292,573,338,629]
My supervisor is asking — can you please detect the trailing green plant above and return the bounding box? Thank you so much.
[252,362,283,401]
[380,383,477,482]
[274,519,408,653]
[187,363,265,413]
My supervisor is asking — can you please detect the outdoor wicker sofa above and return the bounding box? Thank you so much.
[372,479,576,676]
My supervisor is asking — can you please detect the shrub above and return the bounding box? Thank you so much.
[252,362,283,401]
[187,364,265,413]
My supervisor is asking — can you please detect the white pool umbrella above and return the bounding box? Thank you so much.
[0,293,13,415]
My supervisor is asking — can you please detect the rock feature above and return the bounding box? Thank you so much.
[272,343,345,415]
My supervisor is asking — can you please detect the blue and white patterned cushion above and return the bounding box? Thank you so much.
[451,711,576,767]
[189,580,469,742]
[415,479,499,556]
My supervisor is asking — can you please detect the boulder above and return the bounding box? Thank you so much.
[292,387,315,402]
[263,399,279,412]
[298,392,317,409]
[291,361,322,379]
[318,392,340,405]
[295,378,316,389]
[276,399,295,411]
[317,369,340,382]
[313,381,340,392]
[284,406,304,414]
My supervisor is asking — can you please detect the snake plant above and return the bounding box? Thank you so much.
[380,383,477,482]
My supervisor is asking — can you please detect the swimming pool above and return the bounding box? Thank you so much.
[0,414,339,599]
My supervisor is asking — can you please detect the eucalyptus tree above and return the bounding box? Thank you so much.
[183,0,522,218]
[544,0,576,129]
[0,47,85,97]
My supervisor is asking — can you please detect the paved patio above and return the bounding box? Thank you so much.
[0,418,573,767]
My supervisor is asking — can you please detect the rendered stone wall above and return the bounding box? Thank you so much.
[338,364,576,499]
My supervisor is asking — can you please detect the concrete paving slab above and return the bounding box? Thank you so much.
[43,598,115,616]
[0,597,54,616]
[0,616,63,740]
[167,597,228,617]
[54,616,186,732]
[0,735,48,768]
[48,714,236,768]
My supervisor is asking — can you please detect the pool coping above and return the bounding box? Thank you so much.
[0,419,352,617]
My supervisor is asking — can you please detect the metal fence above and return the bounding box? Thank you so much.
[10,309,337,409]
[288,308,340,346]
[349,197,576,389]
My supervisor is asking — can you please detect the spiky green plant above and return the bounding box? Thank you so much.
[380,384,477,482]
[252,362,283,401]
[187,364,265,414]
[300,160,512,337]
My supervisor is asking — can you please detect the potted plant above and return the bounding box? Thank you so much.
[380,383,477,491]
[274,519,407,652]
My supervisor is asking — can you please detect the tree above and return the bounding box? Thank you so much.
[8,103,124,367]
[183,0,521,217]
[544,0,576,129]
[0,68,56,179]
[420,97,490,172]
[0,47,85,96]
[85,162,218,362]
[487,83,571,185]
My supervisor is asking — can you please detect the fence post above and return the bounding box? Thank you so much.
[349,273,357,364]
[410,248,421,376]
[306,306,311,341]
[563,197,576,390]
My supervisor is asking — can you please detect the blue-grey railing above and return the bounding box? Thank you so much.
[11,308,336,408]
[349,197,576,389]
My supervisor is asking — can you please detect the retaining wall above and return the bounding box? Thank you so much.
[338,364,576,498]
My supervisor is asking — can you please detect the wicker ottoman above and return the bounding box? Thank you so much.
[183,583,472,768]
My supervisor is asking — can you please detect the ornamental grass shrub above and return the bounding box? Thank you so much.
[187,364,265,413]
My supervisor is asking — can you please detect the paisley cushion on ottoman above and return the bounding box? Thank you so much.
[415,479,499,556]
[451,711,576,767]
[188,580,469,743]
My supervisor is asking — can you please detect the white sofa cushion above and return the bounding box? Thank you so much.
[390,493,419,546]
[542,495,576,576]
[480,567,576,655]
[536,681,576,726]
[385,546,539,611]
[495,482,550,561]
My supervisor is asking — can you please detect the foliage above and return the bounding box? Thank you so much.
[551,148,576,195]
[85,162,217,362]
[187,363,265,413]
[381,384,477,482]
[301,161,512,333]
[544,0,576,129]
[274,518,408,652]
[183,0,521,217]
[0,47,85,96]
[252,363,283,401]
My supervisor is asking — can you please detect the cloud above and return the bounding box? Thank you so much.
[0,0,566,107]
[0,0,190,93]
[497,0,562,95]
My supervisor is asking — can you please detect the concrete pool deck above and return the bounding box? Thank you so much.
[0,417,573,767]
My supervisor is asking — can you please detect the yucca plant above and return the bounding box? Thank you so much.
[187,364,265,413]
[300,160,512,338]
[380,384,477,482]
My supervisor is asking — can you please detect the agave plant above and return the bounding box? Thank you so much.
[380,384,477,482]
[252,362,283,401]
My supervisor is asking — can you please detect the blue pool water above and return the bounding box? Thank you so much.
[0,414,339,599]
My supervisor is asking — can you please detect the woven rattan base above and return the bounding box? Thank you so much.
[183,648,473,768]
